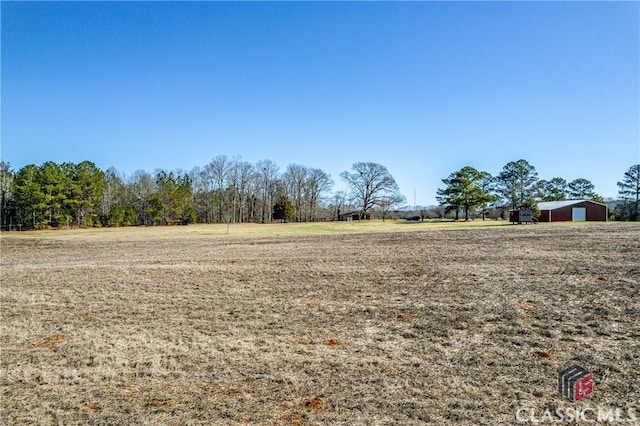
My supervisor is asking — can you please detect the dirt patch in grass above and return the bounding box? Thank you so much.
[302,396,327,412]
[1,223,639,424]
[31,335,70,348]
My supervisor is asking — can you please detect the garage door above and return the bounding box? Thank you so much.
[572,207,586,221]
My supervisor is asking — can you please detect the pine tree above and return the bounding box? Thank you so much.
[437,166,494,221]
[568,178,598,200]
[617,164,640,221]
[497,159,539,211]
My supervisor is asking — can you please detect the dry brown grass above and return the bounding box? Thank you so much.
[1,223,639,424]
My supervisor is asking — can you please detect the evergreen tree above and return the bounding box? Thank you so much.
[617,164,640,221]
[145,193,165,225]
[39,161,68,226]
[536,177,568,201]
[69,161,105,226]
[568,178,598,200]
[497,159,539,211]
[273,194,295,222]
[436,166,493,221]
[478,171,498,220]
[0,162,14,229]
[108,204,125,227]
[12,164,46,228]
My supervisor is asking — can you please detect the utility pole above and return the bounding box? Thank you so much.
[413,188,416,212]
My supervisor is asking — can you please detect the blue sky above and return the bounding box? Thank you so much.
[2,1,638,205]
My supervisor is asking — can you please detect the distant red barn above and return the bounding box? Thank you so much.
[537,200,607,222]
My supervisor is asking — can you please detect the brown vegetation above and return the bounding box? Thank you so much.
[1,223,638,424]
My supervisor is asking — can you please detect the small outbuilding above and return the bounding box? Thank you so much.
[509,209,534,224]
[338,211,355,221]
[337,211,370,221]
[537,200,608,222]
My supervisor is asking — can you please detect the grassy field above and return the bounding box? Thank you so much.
[1,222,639,424]
[0,218,626,240]
[0,219,512,240]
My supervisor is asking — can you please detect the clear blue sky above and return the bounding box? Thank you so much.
[2,1,638,205]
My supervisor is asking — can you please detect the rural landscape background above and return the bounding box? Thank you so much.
[2,2,638,229]
[1,158,639,232]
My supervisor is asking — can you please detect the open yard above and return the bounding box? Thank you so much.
[1,222,639,424]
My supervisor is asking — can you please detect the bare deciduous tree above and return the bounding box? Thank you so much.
[235,160,254,223]
[305,168,333,221]
[205,155,232,223]
[256,159,279,223]
[283,164,309,222]
[378,192,406,221]
[340,162,402,218]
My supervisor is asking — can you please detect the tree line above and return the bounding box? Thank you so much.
[0,157,341,230]
[435,160,640,221]
[0,157,638,230]
[0,158,404,229]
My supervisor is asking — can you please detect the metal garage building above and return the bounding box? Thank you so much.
[537,200,608,222]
